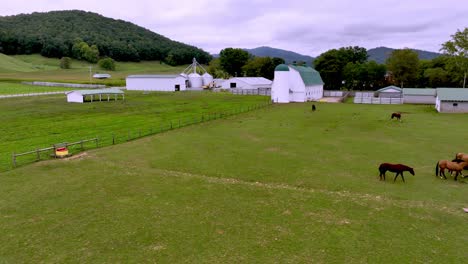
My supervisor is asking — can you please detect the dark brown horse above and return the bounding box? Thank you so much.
[379,163,415,182]
[391,112,401,120]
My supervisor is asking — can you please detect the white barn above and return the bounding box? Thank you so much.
[221,77,272,89]
[271,64,324,103]
[402,88,436,104]
[435,88,468,113]
[126,75,188,92]
[376,86,402,98]
[66,88,124,103]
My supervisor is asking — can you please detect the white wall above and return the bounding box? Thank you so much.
[67,92,84,103]
[126,77,187,91]
[271,71,290,103]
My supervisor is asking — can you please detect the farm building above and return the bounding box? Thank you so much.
[271,64,324,103]
[402,88,436,104]
[126,58,213,91]
[93,73,111,79]
[221,77,272,90]
[376,86,403,98]
[435,88,468,113]
[66,88,124,103]
[126,75,187,91]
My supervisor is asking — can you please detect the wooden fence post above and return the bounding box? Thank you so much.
[12,152,16,167]
[112,134,115,145]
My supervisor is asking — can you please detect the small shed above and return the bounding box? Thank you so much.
[221,77,272,89]
[66,88,124,103]
[376,85,402,98]
[126,75,187,91]
[435,88,468,113]
[403,88,436,104]
[93,73,111,79]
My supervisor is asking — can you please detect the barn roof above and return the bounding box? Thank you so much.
[228,77,272,85]
[127,75,185,79]
[403,88,436,96]
[275,64,290,71]
[66,88,124,96]
[376,86,402,93]
[289,65,324,86]
[436,88,468,101]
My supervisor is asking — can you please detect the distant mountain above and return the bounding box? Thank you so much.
[0,10,211,64]
[368,47,441,64]
[212,46,315,65]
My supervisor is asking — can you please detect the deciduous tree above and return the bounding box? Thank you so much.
[386,49,419,87]
[441,28,468,88]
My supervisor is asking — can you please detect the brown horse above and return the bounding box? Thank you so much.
[455,153,468,169]
[436,159,467,181]
[391,112,401,120]
[379,163,415,182]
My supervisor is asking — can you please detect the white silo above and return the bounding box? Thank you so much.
[271,64,290,103]
[188,73,203,88]
[202,72,213,86]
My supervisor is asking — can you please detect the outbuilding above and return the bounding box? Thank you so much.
[93,73,111,79]
[221,77,272,89]
[376,85,403,98]
[271,64,324,103]
[435,88,468,113]
[66,88,124,103]
[402,88,436,104]
[126,75,187,91]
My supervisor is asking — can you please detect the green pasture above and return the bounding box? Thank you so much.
[0,54,188,86]
[0,91,269,170]
[0,101,467,262]
[0,82,76,95]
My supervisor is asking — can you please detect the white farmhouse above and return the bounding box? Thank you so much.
[271,64,324,103]
[126,75,188,91]
[221,77,272,89]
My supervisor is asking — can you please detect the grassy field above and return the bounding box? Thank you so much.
[0,82,77,95]
[0,101,467,262]
[0,54,188,86]
[0,91,269,170]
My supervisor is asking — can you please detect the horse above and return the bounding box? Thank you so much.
[436,159,468,181]
[312,104,316,112]
[391,112,401,120]
[378,163,415,182]
[455,153,468,169]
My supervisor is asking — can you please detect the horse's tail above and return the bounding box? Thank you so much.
[435,161,439,176]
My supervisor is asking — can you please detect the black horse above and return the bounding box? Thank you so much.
[391,112,401,120]
[378,163,415,182]
[312,104,316,112]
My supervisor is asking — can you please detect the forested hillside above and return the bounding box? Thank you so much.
[0,10,211,65]
[368,47,441,64]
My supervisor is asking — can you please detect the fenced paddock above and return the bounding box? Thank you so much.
[354,96,403,104]
[227,88,271,96]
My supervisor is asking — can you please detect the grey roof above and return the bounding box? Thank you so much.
[376,85,403,93]
[66,88,124,96]
[403,88,436,96]
[227,77,272,85]
[127,75,183,78]
[436,88,468,101]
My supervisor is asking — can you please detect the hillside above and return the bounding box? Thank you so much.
[0,10,211,64]
[213,46,315,65]
[368,47,441,64]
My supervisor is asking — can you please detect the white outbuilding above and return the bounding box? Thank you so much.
[66,88,124,103]
[126,75,188,91]
[435,88,468,113]
[221,77,272,89]
[402,88,436,104]
[271,64,324,103]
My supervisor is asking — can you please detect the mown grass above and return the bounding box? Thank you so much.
[0,82,76,95]
[0,54,188,86]
[0,102,467,263]
[0,91,269,170]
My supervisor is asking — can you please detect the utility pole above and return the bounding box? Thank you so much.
[89,66,92,84]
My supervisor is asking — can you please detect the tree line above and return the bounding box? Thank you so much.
[0,10,212,65]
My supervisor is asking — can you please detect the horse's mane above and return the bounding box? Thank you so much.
[396,164,412,170]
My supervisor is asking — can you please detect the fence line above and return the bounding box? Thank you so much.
[219,88,271,96]
[6,101,272,170]
[22,81,106,89]
[0,91,66,99]
[353,96,403,104]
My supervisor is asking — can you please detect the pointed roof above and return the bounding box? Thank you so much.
[376,85,402,93]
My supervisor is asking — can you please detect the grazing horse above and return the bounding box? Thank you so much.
[455,153,468,169]
[391,112,401,120]
[436,159,468,181]
[378,163,415,182]
[312,104,316,112]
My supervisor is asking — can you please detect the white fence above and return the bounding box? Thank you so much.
[23,81,106,89]
[0,91,66,99]
[354,97,403,104]
[229,88,271,96]
[323,91,344,97]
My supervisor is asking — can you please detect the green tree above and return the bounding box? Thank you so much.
[441,28,468,88]
[98,57,116,71]
[207,58,230,78]
[59,57,72,69]
[386,49,419,87]
[242,56,284,80]
[314,46,368,89]
[219,48,250,77]
[424,67,449,87]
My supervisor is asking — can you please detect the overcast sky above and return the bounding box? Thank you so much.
[2,0,467,56]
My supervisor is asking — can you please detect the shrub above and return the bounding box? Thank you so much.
[98,58,116,71]
[59,57,72,69]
